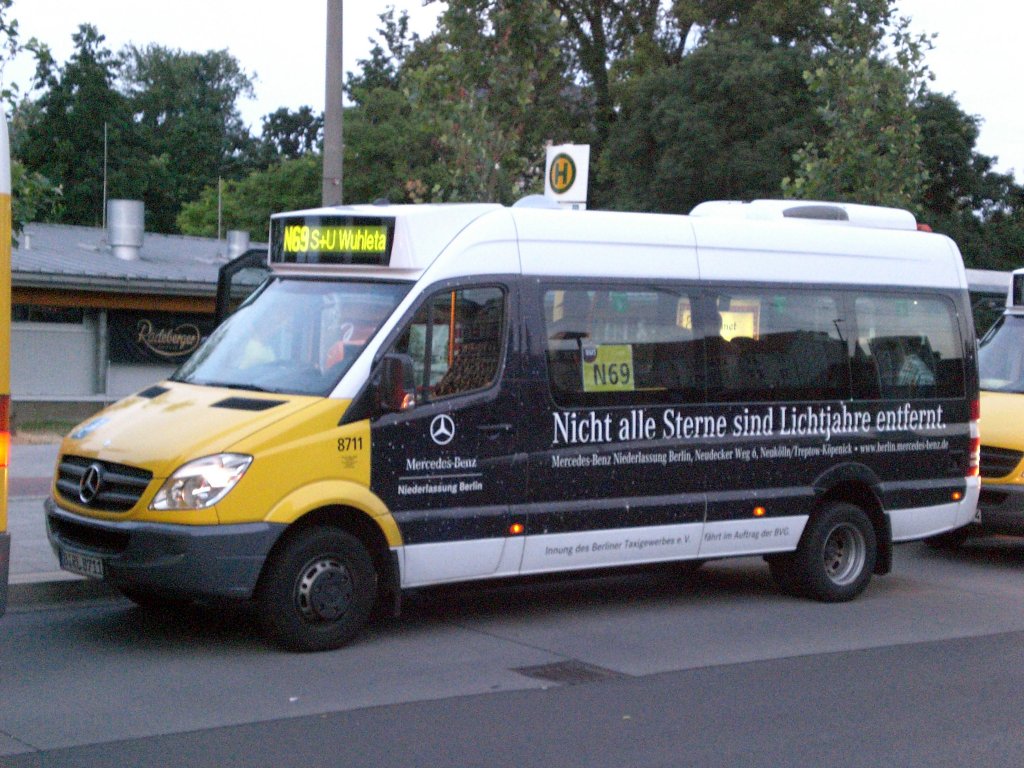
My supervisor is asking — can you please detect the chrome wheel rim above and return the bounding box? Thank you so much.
[822,522,866,586]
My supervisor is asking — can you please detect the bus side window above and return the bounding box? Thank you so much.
[708,290,847,402]
[545,289,592,396]
[542,286,700,406]
[853,295,963,400]
[392,286,506,403]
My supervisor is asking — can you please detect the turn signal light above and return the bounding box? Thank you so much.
[967,436,981,478]
[509,522,525,535]
[753,506,766,517]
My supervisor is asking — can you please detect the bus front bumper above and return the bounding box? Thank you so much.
[45,497,285,600]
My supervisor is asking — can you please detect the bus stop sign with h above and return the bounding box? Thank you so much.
[545,144,590,210]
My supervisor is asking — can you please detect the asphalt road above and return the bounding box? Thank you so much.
[3,539,1024,767]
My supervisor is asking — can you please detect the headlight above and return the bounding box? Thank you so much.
[150,454,253,510]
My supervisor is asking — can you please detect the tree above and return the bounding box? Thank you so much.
[118,44,256,231]
[177,155,320,240]
[0,0,52,110]
[346,7,420,101]
[10,162,62,230]
[0,0,18,107]
[0,0,60,235]
[258,106,322,162]
[545,0,676,165]
[406,0,581,203]
[343,87,444,204]
[17,24,130,227]
[671,0,892,49]
[915,92,1024,269]
[545,0,892,204]
[601,35,818,213]
[15,28,258,233]
[782,2,932,209]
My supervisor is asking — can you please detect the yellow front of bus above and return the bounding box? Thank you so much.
[44,238,413,607]
[976,306,1024,535]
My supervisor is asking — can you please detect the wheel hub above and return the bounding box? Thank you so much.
[296,557,354,622]
[823,523,865,586]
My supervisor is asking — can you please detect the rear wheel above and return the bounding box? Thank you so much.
[257,527,377,652]
[790,502,876,602]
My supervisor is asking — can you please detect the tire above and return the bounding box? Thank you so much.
[790,502,877,602]
[257,527,378,652]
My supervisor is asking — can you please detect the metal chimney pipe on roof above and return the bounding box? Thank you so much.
[226,230,250,259]
[107,199,144,261]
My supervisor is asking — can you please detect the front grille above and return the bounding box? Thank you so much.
[56,455,153,512]
[980,446,1024,479]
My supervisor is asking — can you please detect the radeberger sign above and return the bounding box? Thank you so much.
[109,311,215,365]
[134,319,201,359]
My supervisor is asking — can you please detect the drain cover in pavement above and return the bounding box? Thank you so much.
[512,660,628,685]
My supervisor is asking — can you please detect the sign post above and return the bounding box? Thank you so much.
[544,144,590,210]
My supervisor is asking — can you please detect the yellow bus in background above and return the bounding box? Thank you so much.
[0,112,11,617]
[968,269,1024,542]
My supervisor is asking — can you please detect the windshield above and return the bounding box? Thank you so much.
[978,314,1024,393]
[173,278,411,396]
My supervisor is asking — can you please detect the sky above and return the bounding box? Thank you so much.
[2,0,1021,182]
[1,0,444,128]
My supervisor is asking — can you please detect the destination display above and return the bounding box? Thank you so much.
[270,215,395,265]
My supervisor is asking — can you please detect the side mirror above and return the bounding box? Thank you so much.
[378,354,416,412]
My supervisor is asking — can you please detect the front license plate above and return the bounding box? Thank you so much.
[60,549,104,579]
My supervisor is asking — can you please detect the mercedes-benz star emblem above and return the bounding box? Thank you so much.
[79,463,104,504]
[429,414,456,446]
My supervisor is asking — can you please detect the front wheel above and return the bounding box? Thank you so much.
[257,527,378,652]
[790,502,877,602]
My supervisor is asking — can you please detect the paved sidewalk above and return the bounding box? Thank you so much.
[6,440,119,608]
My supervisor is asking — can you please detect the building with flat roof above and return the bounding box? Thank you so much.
[11,204,263,426]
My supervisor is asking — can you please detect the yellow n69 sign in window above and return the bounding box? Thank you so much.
[582,344,635,392]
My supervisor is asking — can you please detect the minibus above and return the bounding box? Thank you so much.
[958,267,1024,541]
[46,199,980,650]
